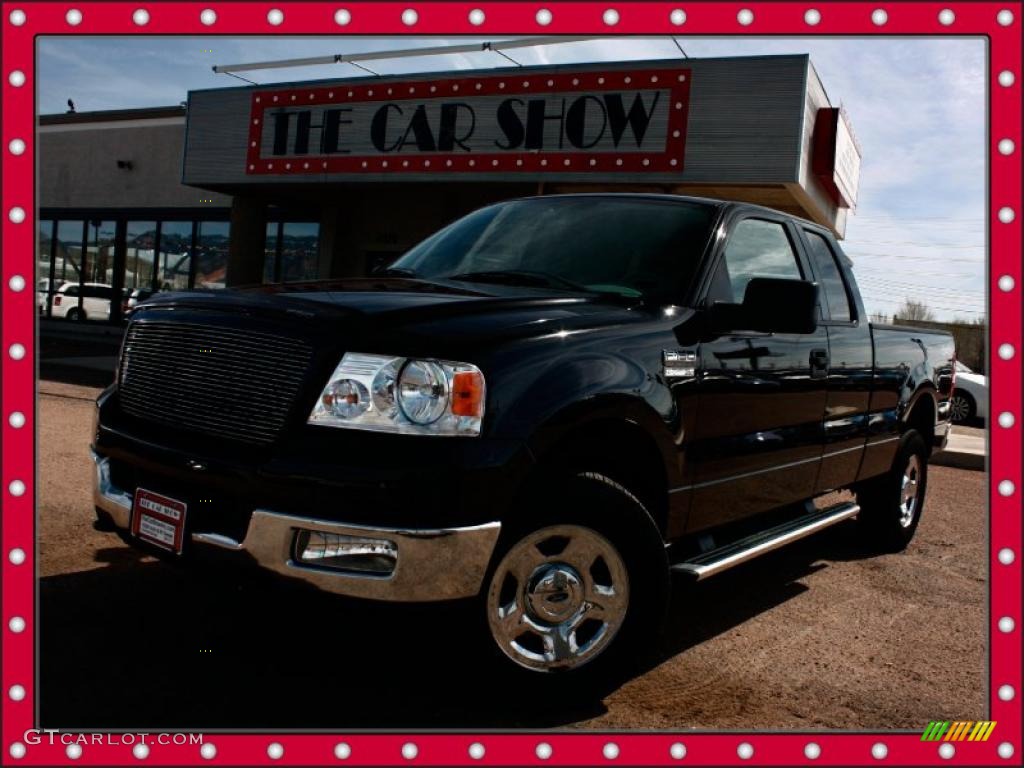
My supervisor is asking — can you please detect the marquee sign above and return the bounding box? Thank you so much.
[245,66,691,176]
[812,106,862,209]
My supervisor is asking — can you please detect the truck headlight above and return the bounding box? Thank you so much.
[308,353,485,436]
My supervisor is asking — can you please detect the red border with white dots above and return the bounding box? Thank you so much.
[1,2,1020,766]
[245,67,692,174]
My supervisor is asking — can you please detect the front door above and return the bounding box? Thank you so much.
[686,215,830,532]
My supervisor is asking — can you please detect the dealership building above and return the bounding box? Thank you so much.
[38,53,861,323]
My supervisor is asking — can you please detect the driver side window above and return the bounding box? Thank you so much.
[715,218,803,303]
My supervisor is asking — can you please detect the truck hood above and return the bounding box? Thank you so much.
[135,278,661,350]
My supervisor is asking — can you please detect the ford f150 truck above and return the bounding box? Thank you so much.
[92,194,955,683]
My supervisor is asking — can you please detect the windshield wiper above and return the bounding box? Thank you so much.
[445,270,589,291]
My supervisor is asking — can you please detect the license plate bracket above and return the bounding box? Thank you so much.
[131,487,188,554]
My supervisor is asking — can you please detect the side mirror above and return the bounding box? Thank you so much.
[709,278,820,334]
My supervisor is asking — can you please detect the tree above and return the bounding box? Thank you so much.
[895,299,935,323]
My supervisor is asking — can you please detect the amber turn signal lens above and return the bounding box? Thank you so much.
[451,370,484,417]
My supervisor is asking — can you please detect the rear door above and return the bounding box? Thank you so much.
[799,228,873,493]
[686,212,830,531]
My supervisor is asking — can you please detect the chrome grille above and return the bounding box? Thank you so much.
[118,320,314,444]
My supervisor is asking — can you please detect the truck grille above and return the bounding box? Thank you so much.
[118,320,314,445]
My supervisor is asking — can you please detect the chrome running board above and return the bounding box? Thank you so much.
[671,502,860,581]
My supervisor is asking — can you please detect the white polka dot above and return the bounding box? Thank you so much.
[998,742,1014,759]
[938,9,955,25]
[737,743,753,760]
[805,743,821,760]
[536,743,552,760]
[998,684,1015,701]
[999,548,1015,565]
[805,9,821,25]
[334,9,351,25]
[998,70,1015,87]
[267,8,284,25]
[401,743,417,760]
[334,742,351,759]
[670,8,686,25]
[998,480,1015,496]
[9,274,26,291]
[468,743,485,760]
[401,8,417,25]
[200,743,216,759]
[468,8,485,25]
[998,616,1015,632]
[871,8,888,25]
[9,743,26,759]
[200,8,216,25]
[9,343,26,360]
[8,9,26,25]
[8,207,25,223]
[603,9,619,25]
[999,139,1016,155]
[603,743,619,760]
[9,684,25,701]
[670,158,678,166]
[132,8,149,25]
[997,9,1014,25]
[939,743,955,759]
[998,411,1015,428]
[998,207,1016,223]
[267,742,284,759]
[66,744,82,759]
[669,743,686,760]
[737,8,754,25]
[536,8,552,25]
[65,8,82,25]
[999,274,1016,291]
[998,343,1015,360]
[523,81,530,87]
[133,743,149,759]
[9,70,26,87]
[872,743,888,760]
[9,547,26,564]
[9,480,25,497]
[615,158,623,166]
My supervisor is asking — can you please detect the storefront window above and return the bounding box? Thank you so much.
[263,222,279,283]
[280,223,320,282]
[55,220,85,285]
[157,221,193,291]
[195,221,230,289]
[38,220,54,316]
[124,221,157,292]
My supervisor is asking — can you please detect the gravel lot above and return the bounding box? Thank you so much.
[39,382,986,730]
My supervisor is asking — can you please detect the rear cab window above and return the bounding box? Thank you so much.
[803,229,854,323]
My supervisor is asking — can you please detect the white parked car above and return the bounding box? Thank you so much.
[50,281,113,321]
[951,361,987,424]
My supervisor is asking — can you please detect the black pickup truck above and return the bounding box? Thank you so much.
[93,194,955,683]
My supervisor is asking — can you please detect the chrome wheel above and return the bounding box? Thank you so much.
[899,454,921,528]
[949,394,972,423]
[486,525,629,672]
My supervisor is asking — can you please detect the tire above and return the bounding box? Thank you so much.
[856,430,928,552]
[949,391,975,424]
[481,472,669,693]
[66,307,84,321]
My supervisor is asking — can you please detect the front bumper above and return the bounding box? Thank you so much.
[92,449,501,602]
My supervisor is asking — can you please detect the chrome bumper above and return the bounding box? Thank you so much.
[91,450,501,602]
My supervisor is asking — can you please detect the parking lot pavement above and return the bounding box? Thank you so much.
[40,384,986,730]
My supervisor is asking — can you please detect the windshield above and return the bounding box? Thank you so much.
[391,197,716,303]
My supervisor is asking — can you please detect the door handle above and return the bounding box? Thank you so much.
[810,348,829,378]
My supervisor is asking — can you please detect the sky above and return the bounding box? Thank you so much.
[37,36,987,321]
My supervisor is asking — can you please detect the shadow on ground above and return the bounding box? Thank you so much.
[40,521,872,731]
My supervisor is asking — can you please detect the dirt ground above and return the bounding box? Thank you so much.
[39,382,986,731]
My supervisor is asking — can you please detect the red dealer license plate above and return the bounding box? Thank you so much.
[131,487,188,554]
